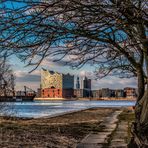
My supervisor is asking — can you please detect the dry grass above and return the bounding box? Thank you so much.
[0,108,117,148]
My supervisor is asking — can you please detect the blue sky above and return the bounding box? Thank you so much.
[3,1,137,91]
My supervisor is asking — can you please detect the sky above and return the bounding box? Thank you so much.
[10,55,137,91]
[3,1,137,91]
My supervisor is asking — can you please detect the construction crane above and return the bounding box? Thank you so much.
[24,86,36,96]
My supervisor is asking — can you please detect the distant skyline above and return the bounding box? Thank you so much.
[10,55,137,91]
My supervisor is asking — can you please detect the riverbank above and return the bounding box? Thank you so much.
[34,97,136,101]
[0,107,134,148]
[77,97,136,101]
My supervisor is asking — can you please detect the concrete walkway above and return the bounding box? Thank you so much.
[109,121,128,148]
[76,110,128,148]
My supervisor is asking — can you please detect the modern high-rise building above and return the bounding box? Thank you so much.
[83,76,92,97]
[41,68,74,98]
[76,76,80,89]
[83,76,91,90]
[74,76,92,98]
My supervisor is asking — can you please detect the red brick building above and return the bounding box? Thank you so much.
[41,68,74,98]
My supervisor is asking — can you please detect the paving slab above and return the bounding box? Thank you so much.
[109,143,127,148]
[76,143,103,148]
[103,118,118,123]
[109,121,128,148]
[81,133,110,144]
[102,124,117,129]
[82,138,107,144]
[111,139,125,142]
[76,110,123,148]
[102,128,115,132]
[113,135,127,139]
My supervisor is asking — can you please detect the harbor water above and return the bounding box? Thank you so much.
[1,100,136,118]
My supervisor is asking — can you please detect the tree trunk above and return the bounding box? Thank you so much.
[128,55,148,148]
[128,90,148,148]
[137,68,145,101]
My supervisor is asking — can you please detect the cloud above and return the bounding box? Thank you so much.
[92,76,137,90]
[15,81,40,91]
[15,70,40,90]
[79,70,86,77]
[16,74,40,82]
[15,70,40,81]
[39,58,69,69]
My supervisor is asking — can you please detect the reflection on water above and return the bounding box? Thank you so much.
[3,100,136,118]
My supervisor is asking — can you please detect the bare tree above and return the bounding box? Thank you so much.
[0,53,15,117]
[0,0,148,146]
[0,54,15,97]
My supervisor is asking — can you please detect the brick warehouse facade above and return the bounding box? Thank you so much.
[41,68,74,98]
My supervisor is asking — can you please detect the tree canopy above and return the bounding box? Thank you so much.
[0,0,148,146]
[1,0,147,99]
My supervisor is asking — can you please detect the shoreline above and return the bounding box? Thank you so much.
[34,106,126,120]
[0,107,122,120]
[34,97,136,101]
[0,97,136,102]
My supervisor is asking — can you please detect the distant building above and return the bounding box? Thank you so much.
[92,90,102,98]
[115,89,125,98]
[124,87,137,98]
[41,68,74,98]
[16,91,26,96]
[74,76,92,98]
[16,91,35,97]
[110,89,116,97]
[37,88,41,97]
[74,89,83,98]
[92,89,125,98]
[101,88,112,98]
[83,77,91,90]
[83,77,92,97]
[76,77,80,89]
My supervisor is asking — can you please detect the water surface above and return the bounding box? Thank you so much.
[2,100,136,118]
